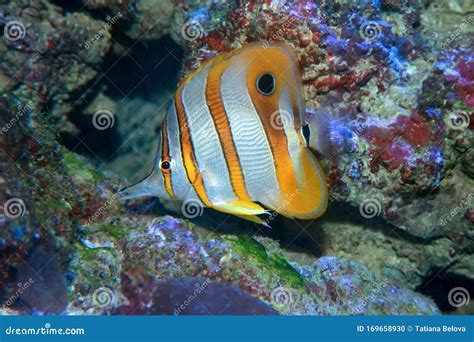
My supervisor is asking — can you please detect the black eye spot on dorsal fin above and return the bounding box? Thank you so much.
[302,123,311,146]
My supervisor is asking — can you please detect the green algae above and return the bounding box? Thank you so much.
[45,198,73,212]
[97,224,128,240]
[62,149,107,183]
[229,235,304,288]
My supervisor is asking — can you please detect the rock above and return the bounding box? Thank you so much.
[149,277,278,315]
[123,0,174,40]
[165,0,474,294]
[66,216,439,315]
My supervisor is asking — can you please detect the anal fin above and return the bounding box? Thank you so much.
[213,200,268,216]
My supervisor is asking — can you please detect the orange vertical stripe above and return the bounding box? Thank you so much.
[245,74,299,203]
[205,59,252,202]
[174,86,212,207]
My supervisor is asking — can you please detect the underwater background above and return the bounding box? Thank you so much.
[0,0,472,316]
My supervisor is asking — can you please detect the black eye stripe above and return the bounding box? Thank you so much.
[256,73,275,95]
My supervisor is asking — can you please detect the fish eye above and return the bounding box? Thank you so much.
[160,157,171,172]
[256,73,276,96]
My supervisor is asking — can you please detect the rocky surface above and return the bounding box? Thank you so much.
[0,0,472,315]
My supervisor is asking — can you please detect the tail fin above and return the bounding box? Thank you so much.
[306,108,333,157]
[305,107,354,162]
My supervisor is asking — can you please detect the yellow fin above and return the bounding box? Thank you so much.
[213,200,268,216]
[235,214,271,227]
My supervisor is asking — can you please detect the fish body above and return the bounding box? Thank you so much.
[120,42,327,224]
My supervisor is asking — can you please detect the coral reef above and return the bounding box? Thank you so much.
[0,0,472,316]
[169,0,474,290]
[65,216,441,315]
